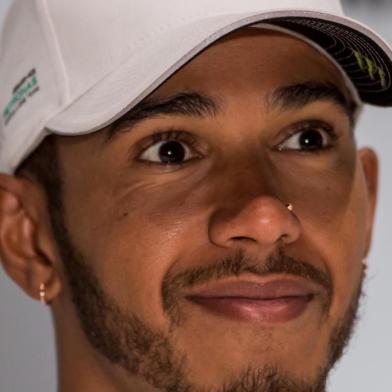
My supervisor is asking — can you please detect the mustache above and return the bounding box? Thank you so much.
[162,248,333,321]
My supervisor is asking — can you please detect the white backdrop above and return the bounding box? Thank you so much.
[0,1,391,391]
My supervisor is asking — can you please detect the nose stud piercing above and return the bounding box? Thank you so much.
[39,283,47,305]
[286,203,294,212]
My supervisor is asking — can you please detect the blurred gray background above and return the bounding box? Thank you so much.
[0,1,391,391]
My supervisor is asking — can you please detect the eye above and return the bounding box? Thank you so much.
[137,131,201,165]
[277,122,337,152]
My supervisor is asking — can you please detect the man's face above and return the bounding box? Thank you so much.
[50,28,377,391]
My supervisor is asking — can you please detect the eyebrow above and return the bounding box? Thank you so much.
[105,82,357,142]
[105,92,219,141]
[268,82,358,123]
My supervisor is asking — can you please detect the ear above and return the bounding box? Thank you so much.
[358,147,379,259]
[0,173,62,304]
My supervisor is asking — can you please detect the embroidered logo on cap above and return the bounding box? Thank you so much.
[352,49,387,88]
[2,69,40,126]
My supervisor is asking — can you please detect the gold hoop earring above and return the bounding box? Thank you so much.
[39,283,47,305]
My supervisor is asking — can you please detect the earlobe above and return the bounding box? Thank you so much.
[0,173,62,304]
[358,148,379,258]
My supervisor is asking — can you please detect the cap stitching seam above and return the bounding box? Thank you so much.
[35,0,70,106]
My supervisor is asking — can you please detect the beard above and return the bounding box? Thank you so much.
[52,212,365,392]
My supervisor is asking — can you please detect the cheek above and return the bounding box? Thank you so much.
[280,151,368,316]
[65,171,213,328]
[276,146,357,226]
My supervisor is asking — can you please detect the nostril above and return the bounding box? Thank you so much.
[278,234,288,245]
[231,236,257,242]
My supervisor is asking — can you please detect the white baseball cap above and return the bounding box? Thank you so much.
[1,0,392,174]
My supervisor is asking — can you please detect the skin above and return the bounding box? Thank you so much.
[0,28,378,391]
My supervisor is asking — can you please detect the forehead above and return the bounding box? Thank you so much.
[151,27,349,101]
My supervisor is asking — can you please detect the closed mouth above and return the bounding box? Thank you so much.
[184,278,320,323]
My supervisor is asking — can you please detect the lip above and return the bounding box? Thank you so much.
[185,278,318,323]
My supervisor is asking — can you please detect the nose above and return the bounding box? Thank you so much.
[209,196,301,251]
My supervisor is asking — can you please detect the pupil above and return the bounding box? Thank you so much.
[299,130,323,150]
[159,141,186,163]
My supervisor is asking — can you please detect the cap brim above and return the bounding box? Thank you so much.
[268,15,392,106]
[47,9,392,135]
